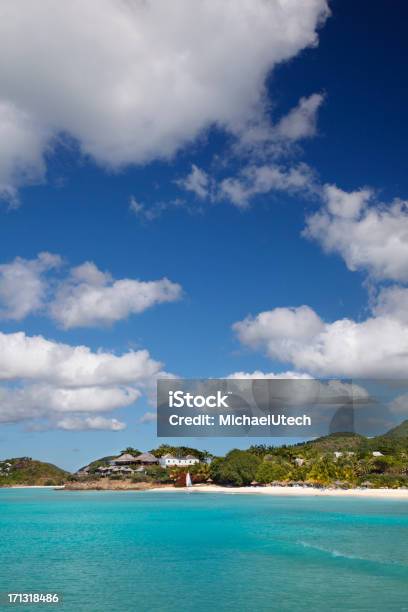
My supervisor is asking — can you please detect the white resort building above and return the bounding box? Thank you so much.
[159,454,200,468]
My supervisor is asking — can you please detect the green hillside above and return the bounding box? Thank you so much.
[362,421,408,456]
[0,457,69,486]
[300,432,366,453]
[382,419,408,438]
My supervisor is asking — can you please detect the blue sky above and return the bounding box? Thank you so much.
[1,1,408,470]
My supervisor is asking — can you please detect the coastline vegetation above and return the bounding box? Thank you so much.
[74,421,408,489]
[2,421,408,489]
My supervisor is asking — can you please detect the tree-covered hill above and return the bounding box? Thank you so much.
[298,432,366,453]
[0,457,69,486]
[382,419,408,439]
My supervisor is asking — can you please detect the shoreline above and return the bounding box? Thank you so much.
[2,484,408,498]
[0,485,65,489]
[150,484,408,499]
[62,480,165,491]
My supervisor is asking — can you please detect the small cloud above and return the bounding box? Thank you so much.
[129,195,189,221]
[139,411,157,424]
[275,93,325,141]
[129,196,145,216]
[176,164,212,200]
[219,163,317,208]
[55,416,127,431]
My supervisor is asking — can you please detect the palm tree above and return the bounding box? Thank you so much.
[121,447,141,456]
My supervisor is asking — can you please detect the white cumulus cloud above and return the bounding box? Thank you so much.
[224,372,369,412]
[0,101,50,204]
[372,285,408,324]
[0,331,162,388]
[233,305,325,361]
[0,0,329,202]
[0,252,62,320]
[304,186,408,282]
[50,261,182,329]
[227,370,313,380]
[0,330,166,429]
[234,304,408,378]
[0,255,182,327]
[0,383,138,424]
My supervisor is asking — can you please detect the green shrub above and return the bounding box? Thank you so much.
[210,450,261,486]
[256,461,289,484]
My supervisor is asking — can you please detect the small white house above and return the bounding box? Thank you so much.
[159,454,200,468]
[334,451,355,459]
[372,451,384,457]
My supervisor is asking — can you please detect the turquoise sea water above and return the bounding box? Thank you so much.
[0,489,407,612]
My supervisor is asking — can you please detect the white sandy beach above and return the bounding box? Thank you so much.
[151,484,408,499]
[5,484,407,498]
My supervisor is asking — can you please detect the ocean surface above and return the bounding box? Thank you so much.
[0,489,407,612]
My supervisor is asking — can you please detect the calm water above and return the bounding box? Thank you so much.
[0,489,407,612]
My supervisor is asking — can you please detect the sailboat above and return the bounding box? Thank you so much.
[186,471,192,489]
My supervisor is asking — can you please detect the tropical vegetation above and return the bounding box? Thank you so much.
[0,457,69,486]
[3,420,408,489]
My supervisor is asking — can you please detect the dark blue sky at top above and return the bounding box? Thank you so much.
[1,0,407,469]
